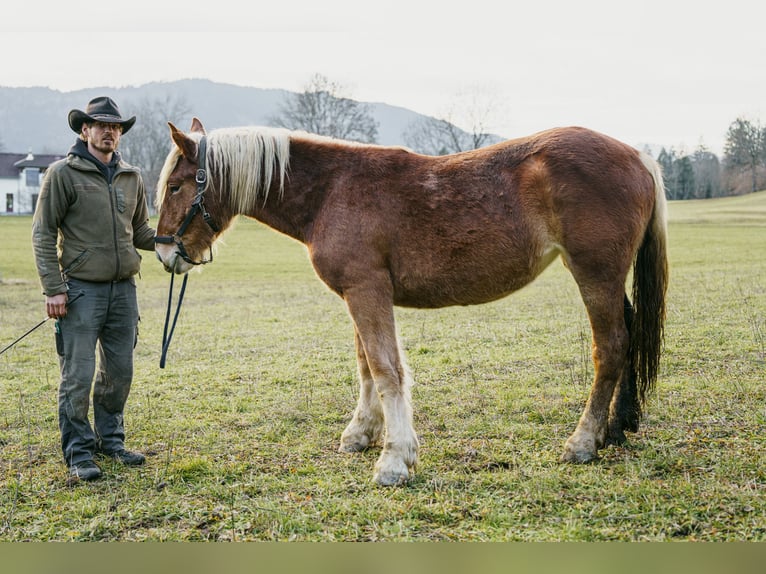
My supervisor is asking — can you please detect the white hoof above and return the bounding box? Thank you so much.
[339,425,380,453]
[373,462,410,486]
[561,434,599,463]
[372,446,416,486]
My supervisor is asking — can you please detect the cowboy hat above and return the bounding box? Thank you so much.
[68,96,136,134]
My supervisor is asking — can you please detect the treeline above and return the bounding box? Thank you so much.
[655,117,766,199]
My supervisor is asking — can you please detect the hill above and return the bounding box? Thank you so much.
[0,79,432,155]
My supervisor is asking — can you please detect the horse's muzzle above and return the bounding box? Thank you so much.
[155,246,184,274]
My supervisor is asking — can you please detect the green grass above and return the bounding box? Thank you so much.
[1,192,764,541]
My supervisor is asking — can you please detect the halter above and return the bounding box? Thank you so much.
[155,136,220,368]
[154,136,219,266]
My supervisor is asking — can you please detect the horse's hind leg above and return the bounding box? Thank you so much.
[342,288,418,486]
[339,328,385,452]
[605,295,641,446]
[561,280,629,463]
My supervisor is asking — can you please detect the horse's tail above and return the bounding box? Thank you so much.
[632,153,669,406]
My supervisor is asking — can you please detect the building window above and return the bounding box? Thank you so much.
[25,168,40,187]
[6,193,13,213]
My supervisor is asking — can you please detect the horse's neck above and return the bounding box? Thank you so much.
[251,138,378,244]
[251,138,412,243]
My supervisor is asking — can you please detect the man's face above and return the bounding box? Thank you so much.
[83,121,123,154]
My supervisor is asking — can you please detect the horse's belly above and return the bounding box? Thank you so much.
[392,264,536,308]
[391,242,562,308]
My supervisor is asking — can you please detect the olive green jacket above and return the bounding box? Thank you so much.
[32,149,156,296]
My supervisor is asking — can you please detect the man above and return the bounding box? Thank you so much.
[32,96,156,482]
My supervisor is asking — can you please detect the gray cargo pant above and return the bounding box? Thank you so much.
[55,277,139,466]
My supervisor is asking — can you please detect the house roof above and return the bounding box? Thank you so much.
[0,152,65,177]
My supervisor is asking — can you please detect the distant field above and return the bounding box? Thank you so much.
[0,191,764,541]
[667,190,766,224]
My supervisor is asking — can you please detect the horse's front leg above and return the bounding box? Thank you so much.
[343,288,418,486]
[339,328,385,452]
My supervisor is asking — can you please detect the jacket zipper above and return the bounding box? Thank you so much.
[108,174,121,279]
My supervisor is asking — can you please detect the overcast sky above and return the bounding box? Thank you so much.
[2,0,763,154]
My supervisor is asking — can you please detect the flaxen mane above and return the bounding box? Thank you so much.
[156,127,292,213]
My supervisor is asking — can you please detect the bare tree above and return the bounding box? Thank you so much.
[692,145,722,199]
[119,94,191,209]
[723,117,766,194]
[270,74,378,143]
[403,87,504,155]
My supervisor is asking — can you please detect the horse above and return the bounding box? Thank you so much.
[155,118,668,486]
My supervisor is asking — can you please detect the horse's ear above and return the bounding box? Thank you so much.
[168,122,199,162]
[190,117,206,134]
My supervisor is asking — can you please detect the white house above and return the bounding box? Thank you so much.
[0,151,64,215]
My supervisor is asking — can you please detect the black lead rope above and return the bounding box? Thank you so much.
[0,292,84,357]
[160,272,189,369]
[0,317,50,356]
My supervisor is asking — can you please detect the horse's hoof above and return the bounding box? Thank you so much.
[340,425,383,453]
[374,469,410,487]
[373,453,412,486]
[559,447,599,464]
[339,429,373,453]
[339,441,368,454]
[605,428,628,447]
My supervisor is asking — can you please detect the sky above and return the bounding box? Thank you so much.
[2,0,764,155]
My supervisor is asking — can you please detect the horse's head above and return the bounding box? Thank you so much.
[155,118,233,274]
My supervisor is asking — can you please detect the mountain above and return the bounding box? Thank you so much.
[0,79,431,155]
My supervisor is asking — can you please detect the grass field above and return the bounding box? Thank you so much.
[0,191,764,541]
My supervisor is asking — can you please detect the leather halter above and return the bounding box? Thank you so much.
[155,136,219,266]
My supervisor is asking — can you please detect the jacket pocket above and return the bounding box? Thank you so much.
[115,189,126,213]
[62,249,90,276]
[74,183,101,194]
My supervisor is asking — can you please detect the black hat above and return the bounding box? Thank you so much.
[68,96,136,134]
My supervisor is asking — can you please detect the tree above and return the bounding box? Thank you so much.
[119,94,191,209]
[403,87,503,155]
[675,155,696,200]
[404,117,493,155]
[723,117,766,193]
[692,146,722,199]
[270,74,378,143]
[656,145,725,200]
[656,147,678,199]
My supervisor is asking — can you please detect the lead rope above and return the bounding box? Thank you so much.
[0,292,84,357]
[160,272,189,368]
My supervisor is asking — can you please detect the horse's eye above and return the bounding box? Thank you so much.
[169,185,181,194]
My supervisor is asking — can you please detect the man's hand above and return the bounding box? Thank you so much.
[46,293,68,319]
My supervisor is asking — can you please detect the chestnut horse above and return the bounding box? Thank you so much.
[155,119,668,486]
